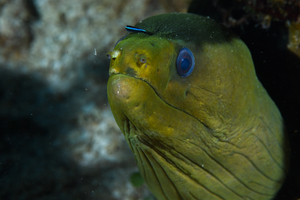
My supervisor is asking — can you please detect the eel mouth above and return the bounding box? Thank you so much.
[108,72,209,131]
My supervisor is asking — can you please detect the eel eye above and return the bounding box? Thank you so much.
[176,47,195,77]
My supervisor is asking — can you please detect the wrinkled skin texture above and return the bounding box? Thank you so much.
[107,13,289,200]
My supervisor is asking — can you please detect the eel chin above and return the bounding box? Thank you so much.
[107,73,207,141]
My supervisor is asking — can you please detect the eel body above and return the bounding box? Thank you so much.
[107,13,289,200]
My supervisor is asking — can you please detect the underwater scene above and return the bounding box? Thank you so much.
[0,0,299,200]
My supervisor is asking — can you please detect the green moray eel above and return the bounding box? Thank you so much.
[107,13,289,200]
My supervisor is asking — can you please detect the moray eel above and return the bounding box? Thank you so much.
[107,13,289,200]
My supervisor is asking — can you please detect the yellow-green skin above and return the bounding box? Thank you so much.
[107,13,289,200]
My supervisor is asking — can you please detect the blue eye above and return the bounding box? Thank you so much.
[176,47,195,77]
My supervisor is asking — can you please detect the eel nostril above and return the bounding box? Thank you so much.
[106,54,111,59]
